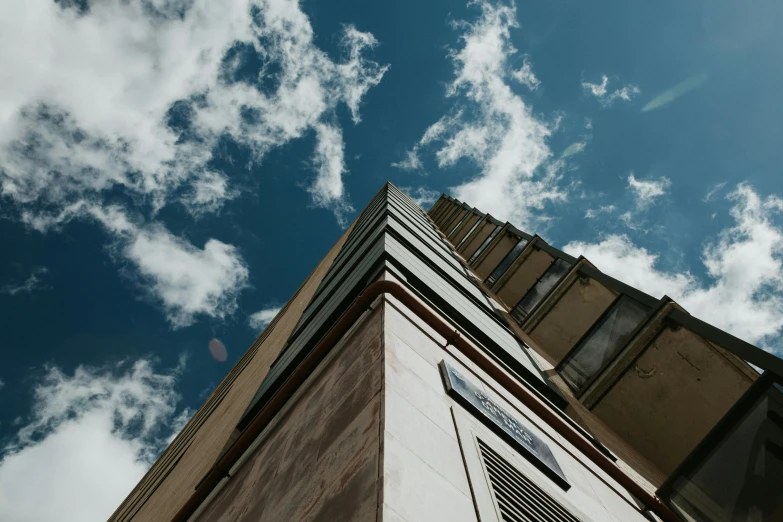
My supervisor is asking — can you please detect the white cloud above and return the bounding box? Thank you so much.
[582,75,640,107]
[564,184,783,350]
[399,186,441,208]
[30,202,250,328]
[0,0,387,324]
[309,123,353,226]
[0,379,4,390]
[582,75,609,97]
[391,149,424,171]
[394,1,566,229]
[703,181,727,202]
[627,173,671,208]
[642,73,708,112]
[0,358,187,522]
[248,305,282,330]
[0,0,387,223]
[561,141,587,158]
[123,226,250,329]
[1,267,48,296]
[585,204,616,219]
[511,58,541,90]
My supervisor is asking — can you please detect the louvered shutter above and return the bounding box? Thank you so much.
[478,438,581,522]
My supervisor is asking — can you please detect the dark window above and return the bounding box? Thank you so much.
[478,439,580,522]
[511,258,572,323]
[665,380,783,522]
[457,217,484,249]
[469,225,501,264]
[485,238,528,287]
[559,296,649,393]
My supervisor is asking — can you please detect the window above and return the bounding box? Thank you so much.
[469,225,501,264]
[456,216,484,250]
[661,376,783,522]
[448,209,472,236]
[486,238,529,287]
[511,258,572,324]
[559,296,650,393]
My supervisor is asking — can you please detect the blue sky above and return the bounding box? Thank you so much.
[0,0,782,519]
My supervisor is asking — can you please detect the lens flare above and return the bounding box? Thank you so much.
[208,338,227,362]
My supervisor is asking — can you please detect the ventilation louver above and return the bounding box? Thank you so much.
[478,439,581,522]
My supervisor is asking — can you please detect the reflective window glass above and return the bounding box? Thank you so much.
[468,226,501,264]
[457,217,484,249]
[559,296,649,392]
[485,238,528,287]
[448,210,471,236]
[511,258,572,323]
[667,382,783,522]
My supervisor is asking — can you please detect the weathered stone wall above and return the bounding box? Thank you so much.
[194,303,384,522]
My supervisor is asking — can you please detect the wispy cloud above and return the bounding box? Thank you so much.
[627,173,671,208]
[582,75,641,107]
[585,204,616,219]
[703,181,727,202]
[565,184,783,350]
[0,358,187,522]
[399,186,440,208]
[561,141,587,158]
[511,58,541,90]
[642,73,709,112]
[1,267,48,296]
[393,0,567,229]
[391,150,424,171]
[248,305,281,331]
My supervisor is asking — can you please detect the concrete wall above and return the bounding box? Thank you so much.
[496,248,553,307]
[110,225,355,522]
[592,325,756,475]
[194,303,384,522]
[528,277,617,364]
[380,286,654,522]
[473,233,516,279]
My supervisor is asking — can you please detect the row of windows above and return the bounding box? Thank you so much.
[430,194,783,522]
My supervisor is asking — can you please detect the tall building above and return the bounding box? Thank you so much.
[111,183,783,522]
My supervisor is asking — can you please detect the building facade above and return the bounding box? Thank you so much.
[110,183,783,522]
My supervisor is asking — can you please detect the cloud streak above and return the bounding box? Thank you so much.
[1,267,48,296]
[642,73,709,112]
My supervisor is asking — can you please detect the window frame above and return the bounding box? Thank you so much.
[556,293,653,397]
[657,371,783,521]
[510,257,573,324]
